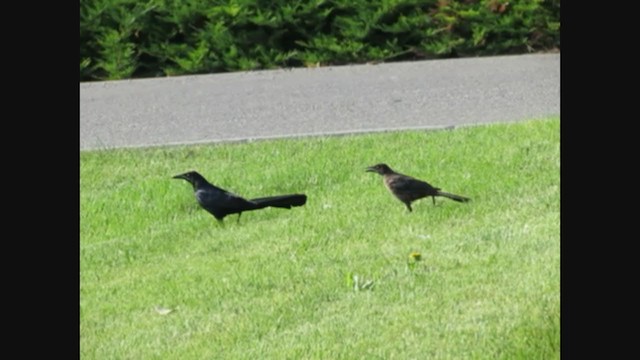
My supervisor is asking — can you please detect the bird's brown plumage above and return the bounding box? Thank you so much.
[366,163,470,211]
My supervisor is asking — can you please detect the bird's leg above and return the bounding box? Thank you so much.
[432,196,436,206]
[237,212,242,224]
[405,203,413,212]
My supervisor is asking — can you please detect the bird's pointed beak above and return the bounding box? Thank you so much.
[172,173,187,180]
[365,166,376,173]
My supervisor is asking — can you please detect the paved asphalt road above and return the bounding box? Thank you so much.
[80,53,559,150]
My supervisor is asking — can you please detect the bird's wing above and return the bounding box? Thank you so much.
[196,188,248,206]
[220,192,258,210]
[386,176,437,197]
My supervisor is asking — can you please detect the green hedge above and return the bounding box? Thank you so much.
[80,0,560,81]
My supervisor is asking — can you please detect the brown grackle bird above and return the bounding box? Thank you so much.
[366,163,470,212]
[173,171,307,223]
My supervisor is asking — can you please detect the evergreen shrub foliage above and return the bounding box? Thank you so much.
[80,0,560,81]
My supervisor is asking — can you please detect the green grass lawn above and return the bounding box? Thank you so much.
[80,117,559,359]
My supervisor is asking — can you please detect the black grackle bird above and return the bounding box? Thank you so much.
[366,163,470,212]
[173,171,307,223]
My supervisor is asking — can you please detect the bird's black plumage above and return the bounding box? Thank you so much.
[173,171,307,222]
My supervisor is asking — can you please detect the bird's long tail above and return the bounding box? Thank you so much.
[250,194,307,209]
[436,191,471,203]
